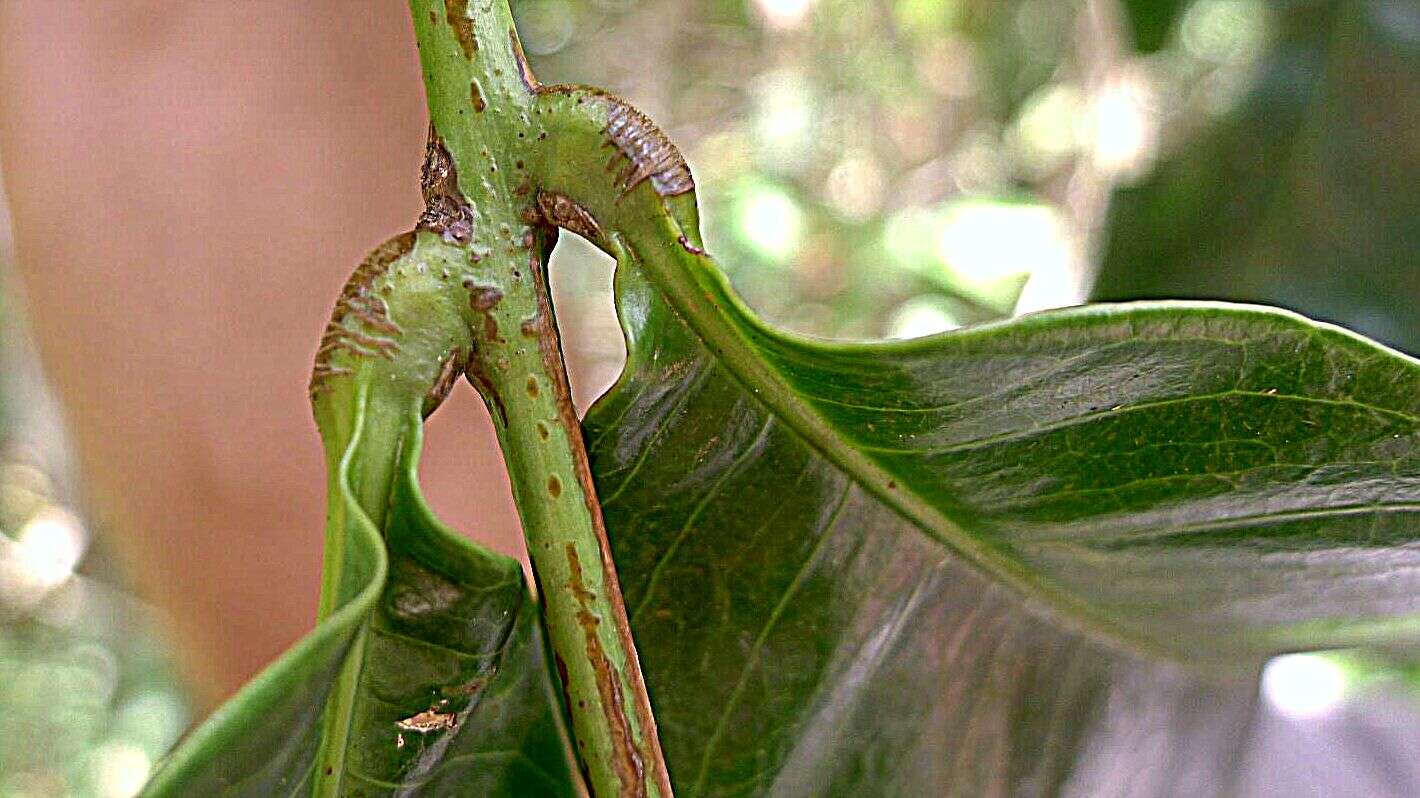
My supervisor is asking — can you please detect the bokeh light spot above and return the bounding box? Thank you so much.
[935,200,1070,294]
[1181,0,1268,63]
[888,297,961,339]
[91,742,152,798]
[754,0,816,30]
[1,508,86,603]
[515,0,577,56]
[736,184,803,262]
[1262,653,1348,720]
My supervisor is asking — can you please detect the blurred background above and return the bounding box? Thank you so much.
[0,0,1415,795]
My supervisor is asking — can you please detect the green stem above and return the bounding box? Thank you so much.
[406,3,672,796]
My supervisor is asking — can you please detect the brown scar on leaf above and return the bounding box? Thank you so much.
[418,127,475,244]
[445,0,476,58]
[309,233,414,398]
[536,191,603,242]
[396,707,458,734]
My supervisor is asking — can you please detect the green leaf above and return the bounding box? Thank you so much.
[137,235,570,795]
[585,256,1420,794]
[1093,0,1420,354]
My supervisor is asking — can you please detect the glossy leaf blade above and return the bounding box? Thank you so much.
[585,258,1420,794]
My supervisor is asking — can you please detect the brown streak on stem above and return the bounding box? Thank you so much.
[423,347,468,418]
[464,360,507,425]
[566,543,644,798]
[444,0,476,58]
[526,230,673,798]
[510,27,540,93]
[536,191,604,242]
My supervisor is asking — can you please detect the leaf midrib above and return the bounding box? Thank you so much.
[618,231,1420,664]
[621,237,1188,660]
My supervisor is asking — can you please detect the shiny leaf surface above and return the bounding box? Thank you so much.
[585,257,1420,795]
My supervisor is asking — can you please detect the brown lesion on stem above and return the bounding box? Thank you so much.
[423,346,469,418]
[533,86,694,202]
[444,0,477,59]
[676,235,706,256]
[462,279,503,311]
[565,543,646,798]
[523,222,674,798]
[309,233,414,398]
[510,27,540,93]
[536,191,604,242]
[418,127,476,245]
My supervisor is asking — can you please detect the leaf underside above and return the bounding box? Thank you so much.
[586,257,1420,796]
[142,416,575,796]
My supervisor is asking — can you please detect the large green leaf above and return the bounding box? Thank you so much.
[582,246,1420,795]
[142,300,576,796]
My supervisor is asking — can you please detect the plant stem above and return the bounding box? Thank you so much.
[406,3,671,796]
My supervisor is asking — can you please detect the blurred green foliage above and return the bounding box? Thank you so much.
[1093,0,1420,354]
[520,0,1112,345]
[1120,0,1190,52]
[0,234,190,796]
